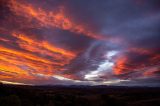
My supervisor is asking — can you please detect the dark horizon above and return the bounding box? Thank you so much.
[1,83,160,106]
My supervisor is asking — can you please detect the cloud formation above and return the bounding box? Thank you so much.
[0,0,160,86]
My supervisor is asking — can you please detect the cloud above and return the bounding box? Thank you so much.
[0,0,159,86]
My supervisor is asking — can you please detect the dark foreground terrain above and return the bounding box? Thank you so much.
[0,84,160,106]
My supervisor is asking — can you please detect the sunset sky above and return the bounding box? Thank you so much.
[0,0,160,86]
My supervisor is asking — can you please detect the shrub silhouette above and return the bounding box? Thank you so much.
[0,95,21,106]
[100,94,126,106]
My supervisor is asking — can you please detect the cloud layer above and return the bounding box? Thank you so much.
[0,0,160,86]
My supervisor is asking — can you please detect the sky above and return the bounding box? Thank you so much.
[0,0,160,86]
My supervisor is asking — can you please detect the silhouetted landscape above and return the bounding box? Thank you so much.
[0,83,160,106]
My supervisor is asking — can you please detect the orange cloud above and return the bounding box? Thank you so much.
[113,56,128,75]
[113,47,160,76]
[0,38,10,42]
[143,67,159,77]
[0,31,77,83]
[8,0,103,40]
[0,45,52,64]
[13,33,75,57]
[0,59,29,79]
